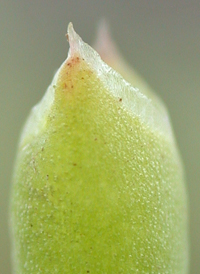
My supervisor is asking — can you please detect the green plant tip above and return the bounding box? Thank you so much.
[10,22,188,274]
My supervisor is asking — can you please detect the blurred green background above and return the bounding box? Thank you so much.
[1,1,199,273]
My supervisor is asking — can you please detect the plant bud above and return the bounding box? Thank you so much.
[10,23,188,273]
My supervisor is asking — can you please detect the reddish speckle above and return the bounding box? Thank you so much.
[66,56,81,70]
[65,33,69,41]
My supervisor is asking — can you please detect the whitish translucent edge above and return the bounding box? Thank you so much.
[93,20,169,119]
[20,23,174,148]
[67,23,173,140]
[19,69,59,148]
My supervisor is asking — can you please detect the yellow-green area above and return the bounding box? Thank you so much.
[11,59,188,274]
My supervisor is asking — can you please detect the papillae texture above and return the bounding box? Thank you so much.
[11,23,188,273]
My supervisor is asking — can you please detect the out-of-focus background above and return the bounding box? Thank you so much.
[1,1,199,273]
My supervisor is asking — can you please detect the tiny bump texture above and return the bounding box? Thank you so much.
[11,27,188,274]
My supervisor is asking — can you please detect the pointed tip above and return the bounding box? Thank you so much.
[67,22,76,40]
[66,22,83,57]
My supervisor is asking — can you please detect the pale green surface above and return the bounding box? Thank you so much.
[3,2,200,274]
[11,29,188,273]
